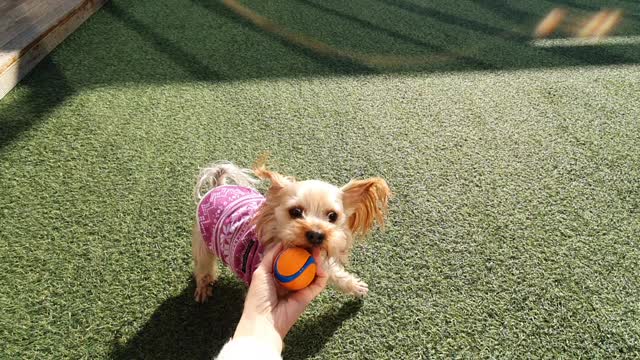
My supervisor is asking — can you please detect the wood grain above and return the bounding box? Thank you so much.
[0,0,108,99]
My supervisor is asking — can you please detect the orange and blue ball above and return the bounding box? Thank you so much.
[273,247,317,291]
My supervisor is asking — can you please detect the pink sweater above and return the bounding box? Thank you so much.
[197,185,265,284]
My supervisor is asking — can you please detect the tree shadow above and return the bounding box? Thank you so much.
[109,277,246,360]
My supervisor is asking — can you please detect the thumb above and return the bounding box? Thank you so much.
[259,243,283,274]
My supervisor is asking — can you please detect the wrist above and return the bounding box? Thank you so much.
[233,313,283,353]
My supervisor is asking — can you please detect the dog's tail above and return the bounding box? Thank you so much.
[194,162,259,203]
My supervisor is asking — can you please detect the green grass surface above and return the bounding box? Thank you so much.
[1,0,640,358]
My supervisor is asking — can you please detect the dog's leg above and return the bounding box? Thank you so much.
[192,223,218,303]
[323,258,368,297]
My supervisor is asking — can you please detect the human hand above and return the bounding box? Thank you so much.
[233,244,328,352]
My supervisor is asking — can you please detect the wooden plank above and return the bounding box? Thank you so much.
[0,0,108,100]
[1,0,81,50]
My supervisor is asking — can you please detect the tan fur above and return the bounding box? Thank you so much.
[342,178,391,238]
[253,191,282,247]
[192,222,218,302]
[192,160,390,302]
[253,155,295,189]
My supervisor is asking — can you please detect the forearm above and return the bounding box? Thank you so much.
[233,313,283,354]
[216,336,282,360]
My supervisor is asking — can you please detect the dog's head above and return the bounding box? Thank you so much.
[253,162,390,261]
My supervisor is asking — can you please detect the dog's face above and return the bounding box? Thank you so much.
[253,165,390,261]
[262,179,349,258]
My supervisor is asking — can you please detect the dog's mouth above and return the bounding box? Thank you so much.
[279,225,338,257]
[286,237,331,254]
[289,240,323,250]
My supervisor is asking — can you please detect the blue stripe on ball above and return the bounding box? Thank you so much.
[274,255,316,283]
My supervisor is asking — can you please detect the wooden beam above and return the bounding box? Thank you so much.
[0,0,108,100]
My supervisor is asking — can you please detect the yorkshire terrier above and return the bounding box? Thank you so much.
[191,160,390,302]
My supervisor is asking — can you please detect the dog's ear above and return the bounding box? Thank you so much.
[341,178,390,237]
[252,156,294,246]
[253,200,278,247]
[254,166,292,189]
[253,156,293,189]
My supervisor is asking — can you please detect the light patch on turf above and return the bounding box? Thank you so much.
[531,35,640,47]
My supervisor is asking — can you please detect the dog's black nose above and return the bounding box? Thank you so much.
[305,231,325,245]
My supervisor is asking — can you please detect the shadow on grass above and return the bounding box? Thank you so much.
[103,3,226,82]
[373,0,527,41]
[189,0,376,75]
[2,0,639,150]
[283,300,363,359]
[0,57,74,151]
[470,0,534,25]
[47,0,640,86]
[110,278,245,360]
[292,0,495,70]
[109,277,362,360]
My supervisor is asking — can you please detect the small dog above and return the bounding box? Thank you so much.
[191,160,390,302]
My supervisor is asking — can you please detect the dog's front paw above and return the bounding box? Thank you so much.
[194,285,213,303]
[348,279,369,297]
[194,274,215,303]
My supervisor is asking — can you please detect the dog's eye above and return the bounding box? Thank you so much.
[328,211,338,223]
[289,207,304,219]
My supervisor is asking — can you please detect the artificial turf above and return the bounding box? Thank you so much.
[1,0,639,358]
